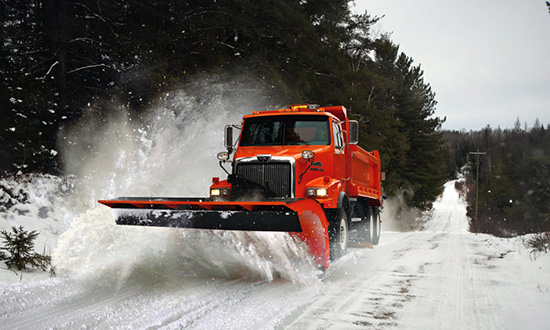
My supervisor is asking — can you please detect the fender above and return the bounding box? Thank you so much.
[305,176,342,209]
[336,191,352,219]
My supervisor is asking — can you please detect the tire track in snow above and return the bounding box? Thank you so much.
[132,280,267,329]
[1,282,143,329]
[395,232,508,330]
[280,232,434,329]
[1,277,266,330]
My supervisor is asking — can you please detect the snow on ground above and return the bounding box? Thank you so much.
[1,178,549,329]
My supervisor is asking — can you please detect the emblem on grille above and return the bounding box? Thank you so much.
[256,154,272,163]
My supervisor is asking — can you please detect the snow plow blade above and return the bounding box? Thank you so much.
[98,198,330,268]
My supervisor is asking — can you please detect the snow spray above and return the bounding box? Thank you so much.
[382,190,425,232]
[53,77,321,285]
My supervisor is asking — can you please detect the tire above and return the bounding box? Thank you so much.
[329,208,349,260]
[355,206,374,244]
[371,206,381,245]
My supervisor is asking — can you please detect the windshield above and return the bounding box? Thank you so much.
[240,115,330,146]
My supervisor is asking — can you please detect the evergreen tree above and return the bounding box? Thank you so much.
[0,226,51,272]
[444,121,550,236]
[351,36,446,207]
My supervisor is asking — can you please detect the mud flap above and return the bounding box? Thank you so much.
[99,197,330,269]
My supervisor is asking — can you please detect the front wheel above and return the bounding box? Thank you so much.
[329,208,349,260]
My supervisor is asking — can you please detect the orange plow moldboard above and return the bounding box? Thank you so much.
[98,197,330,269]
[287,199,330,270]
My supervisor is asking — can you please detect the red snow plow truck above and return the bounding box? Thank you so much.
[99,104,384,270]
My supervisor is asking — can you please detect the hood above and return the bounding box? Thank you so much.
[234,145,332,161]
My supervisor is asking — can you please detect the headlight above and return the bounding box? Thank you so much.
[306,188,328,197]
[211,188,230,197]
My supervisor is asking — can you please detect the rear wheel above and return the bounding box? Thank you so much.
[355,206,374,243]
[329,208,349,260]
[371,206,381,245]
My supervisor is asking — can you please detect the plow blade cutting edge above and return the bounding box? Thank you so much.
[98,198,330,269]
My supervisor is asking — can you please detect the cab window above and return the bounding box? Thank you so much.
[332,122,343,149]
[240,115,330,146]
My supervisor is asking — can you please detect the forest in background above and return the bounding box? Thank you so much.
[445,121,550,236]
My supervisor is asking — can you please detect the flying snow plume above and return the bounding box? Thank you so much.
[53,77,320,284]
[58,87,247,203]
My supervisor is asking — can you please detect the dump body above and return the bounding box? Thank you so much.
[99,104,383,270]
[347,146,383,201]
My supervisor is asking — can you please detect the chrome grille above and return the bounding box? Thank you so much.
[235,162,292,197]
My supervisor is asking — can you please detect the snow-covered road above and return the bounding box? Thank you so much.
[1,180,549,329]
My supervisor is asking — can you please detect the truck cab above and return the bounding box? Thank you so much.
[211,104,361,208]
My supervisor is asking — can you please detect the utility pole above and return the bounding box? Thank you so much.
[469,151,486,221]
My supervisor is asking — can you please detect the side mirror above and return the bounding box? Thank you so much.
[224,125,233,152]
[348,120,359,144]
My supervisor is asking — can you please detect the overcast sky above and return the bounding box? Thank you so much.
[353,0,550,130]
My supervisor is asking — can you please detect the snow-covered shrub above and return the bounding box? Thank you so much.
[524,232,550,260]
